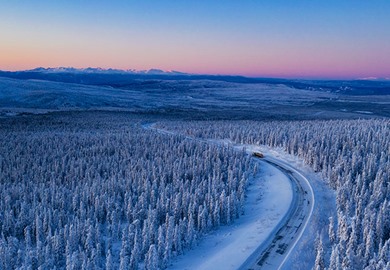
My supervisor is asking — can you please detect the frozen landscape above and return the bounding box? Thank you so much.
[0,71,389,269]
[1,72,390,120]
[2,1,390,269]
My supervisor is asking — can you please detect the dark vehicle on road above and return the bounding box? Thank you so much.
[252,152,264,158]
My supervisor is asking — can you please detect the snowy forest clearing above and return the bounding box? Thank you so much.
[167,160,292,270]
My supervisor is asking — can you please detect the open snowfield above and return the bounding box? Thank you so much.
[168,160,292,270]
[1,76,389,119]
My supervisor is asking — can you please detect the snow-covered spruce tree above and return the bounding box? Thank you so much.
[313,235,325,270]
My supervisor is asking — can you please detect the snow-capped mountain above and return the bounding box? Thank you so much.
[26,67,188,75]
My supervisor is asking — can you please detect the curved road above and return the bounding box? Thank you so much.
[142,123,315,270]
[238,156,314,270]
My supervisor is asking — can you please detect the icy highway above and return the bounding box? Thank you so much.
[238,156,314,270]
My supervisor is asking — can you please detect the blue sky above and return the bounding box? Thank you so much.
[1,1,389,78]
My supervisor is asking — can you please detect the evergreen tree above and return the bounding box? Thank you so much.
[313,235,325,270]
[145,244,159,270]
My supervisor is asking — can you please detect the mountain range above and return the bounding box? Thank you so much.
[25,67,189,75]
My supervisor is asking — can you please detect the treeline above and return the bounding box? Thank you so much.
[158,119,390,269]
[0,113,252,269]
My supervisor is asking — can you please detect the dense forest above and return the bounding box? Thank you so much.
[158,119,390,270]
[1,112,389,269]
[0,113,252,269]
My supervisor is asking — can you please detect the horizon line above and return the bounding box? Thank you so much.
[0,66,389,81]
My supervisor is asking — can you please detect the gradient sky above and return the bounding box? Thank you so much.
[1,1,390,79]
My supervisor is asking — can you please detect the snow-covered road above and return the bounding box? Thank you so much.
[142,123,315,269]
[238,157,314,270]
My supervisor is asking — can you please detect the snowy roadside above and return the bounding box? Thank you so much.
[167,159,293,270]
[238,144,336,270]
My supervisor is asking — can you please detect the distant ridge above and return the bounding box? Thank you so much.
[0,67,263,84]
[26,67,189,76]
[0,67,389,96]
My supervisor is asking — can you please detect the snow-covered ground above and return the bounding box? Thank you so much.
[239,145,336,270]
[167,159,293,270]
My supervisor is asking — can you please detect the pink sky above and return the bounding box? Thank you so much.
[1,1,390,79]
